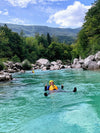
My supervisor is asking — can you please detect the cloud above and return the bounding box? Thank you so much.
[10,18,25,24]
[6,0,67,7]
[6,0,37,8]
[3,9,8,15]
[0,11,2,14]
[0,9,8,15]
[47,1,91,28]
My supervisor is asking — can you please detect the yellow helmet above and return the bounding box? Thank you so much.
[49,80,54,85]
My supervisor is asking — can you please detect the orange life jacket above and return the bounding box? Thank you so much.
[49,85,58,91]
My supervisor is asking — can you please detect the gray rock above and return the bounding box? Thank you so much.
[15,62,22,69]
[95,51,100,61]
[51,61,57,66]
[56,60,62,65]
[79,59,84,64]
[7,69,16,73]
[50,65,60,70]
[42,67,47,71]
[73,58,79,65]
[36,58,50,66]
[0,72,12,82]
[87,61,99,70]
[97,61,100,67]
[71,63,81,69]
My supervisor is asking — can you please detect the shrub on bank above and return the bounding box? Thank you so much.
[22,59,32,70]
[11,55,21,63]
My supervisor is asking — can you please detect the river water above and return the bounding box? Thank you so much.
[0,69,100,133]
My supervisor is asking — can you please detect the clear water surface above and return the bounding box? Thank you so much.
[0,69,100,133]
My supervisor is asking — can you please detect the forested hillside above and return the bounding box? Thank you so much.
[0,24,73,63]
[72,0,100,58]
[0,23,81,44]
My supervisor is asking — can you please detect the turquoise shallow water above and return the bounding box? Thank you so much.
[0,69,100,133]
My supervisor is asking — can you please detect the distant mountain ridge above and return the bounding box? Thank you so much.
[0,23,81,37]
[0,23,81,44]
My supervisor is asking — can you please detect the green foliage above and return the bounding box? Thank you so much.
[47,42,72,61]
[0,25,75,64]
[0,61,5,71]
[11,55,21,63]
[47,33,51,46]
[22,59,32,70]
[72,0,100,59]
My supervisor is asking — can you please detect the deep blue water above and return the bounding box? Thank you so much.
[0,69,100,133]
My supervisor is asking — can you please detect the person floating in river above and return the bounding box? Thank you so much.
[44,80,77,96]
[45,80,64,91]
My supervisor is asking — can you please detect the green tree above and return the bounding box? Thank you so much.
[47,33,51,46]
[74,0,100,59]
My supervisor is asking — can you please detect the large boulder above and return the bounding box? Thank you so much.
[71,63,81,69]
[95,51,100,61]
[36,59,50,66]
[84,55,95,67]
[87,61,99,70]
[15,62,22,70]
[73,58,79,65]
[56,60,62,65]
[50,65,60,70]
[72,58,81,69]
[97,61,100,67]
[51,61,57,66]
[0,72,12,82]
[6,61,13,68]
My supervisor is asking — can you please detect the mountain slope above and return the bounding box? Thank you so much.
[0,23,81,37]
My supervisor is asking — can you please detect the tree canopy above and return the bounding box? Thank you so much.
[73,0,100,58]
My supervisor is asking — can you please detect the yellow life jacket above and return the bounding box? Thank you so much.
[49,85,58,91]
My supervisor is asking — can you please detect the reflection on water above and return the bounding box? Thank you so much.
[0,69,100,133]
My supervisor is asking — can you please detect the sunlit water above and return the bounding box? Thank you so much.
[0,69,100,133]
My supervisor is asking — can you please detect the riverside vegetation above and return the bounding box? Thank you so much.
[0,0,100,81]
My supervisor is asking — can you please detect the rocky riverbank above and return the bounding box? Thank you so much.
[0,61,25,82]
[71,51,100,70]
[0,51,100,82]
[33,51,100,71]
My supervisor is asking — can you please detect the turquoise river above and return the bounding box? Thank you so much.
[0,69,100,133]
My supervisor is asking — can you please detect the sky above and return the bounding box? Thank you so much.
[0,0,96,28]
